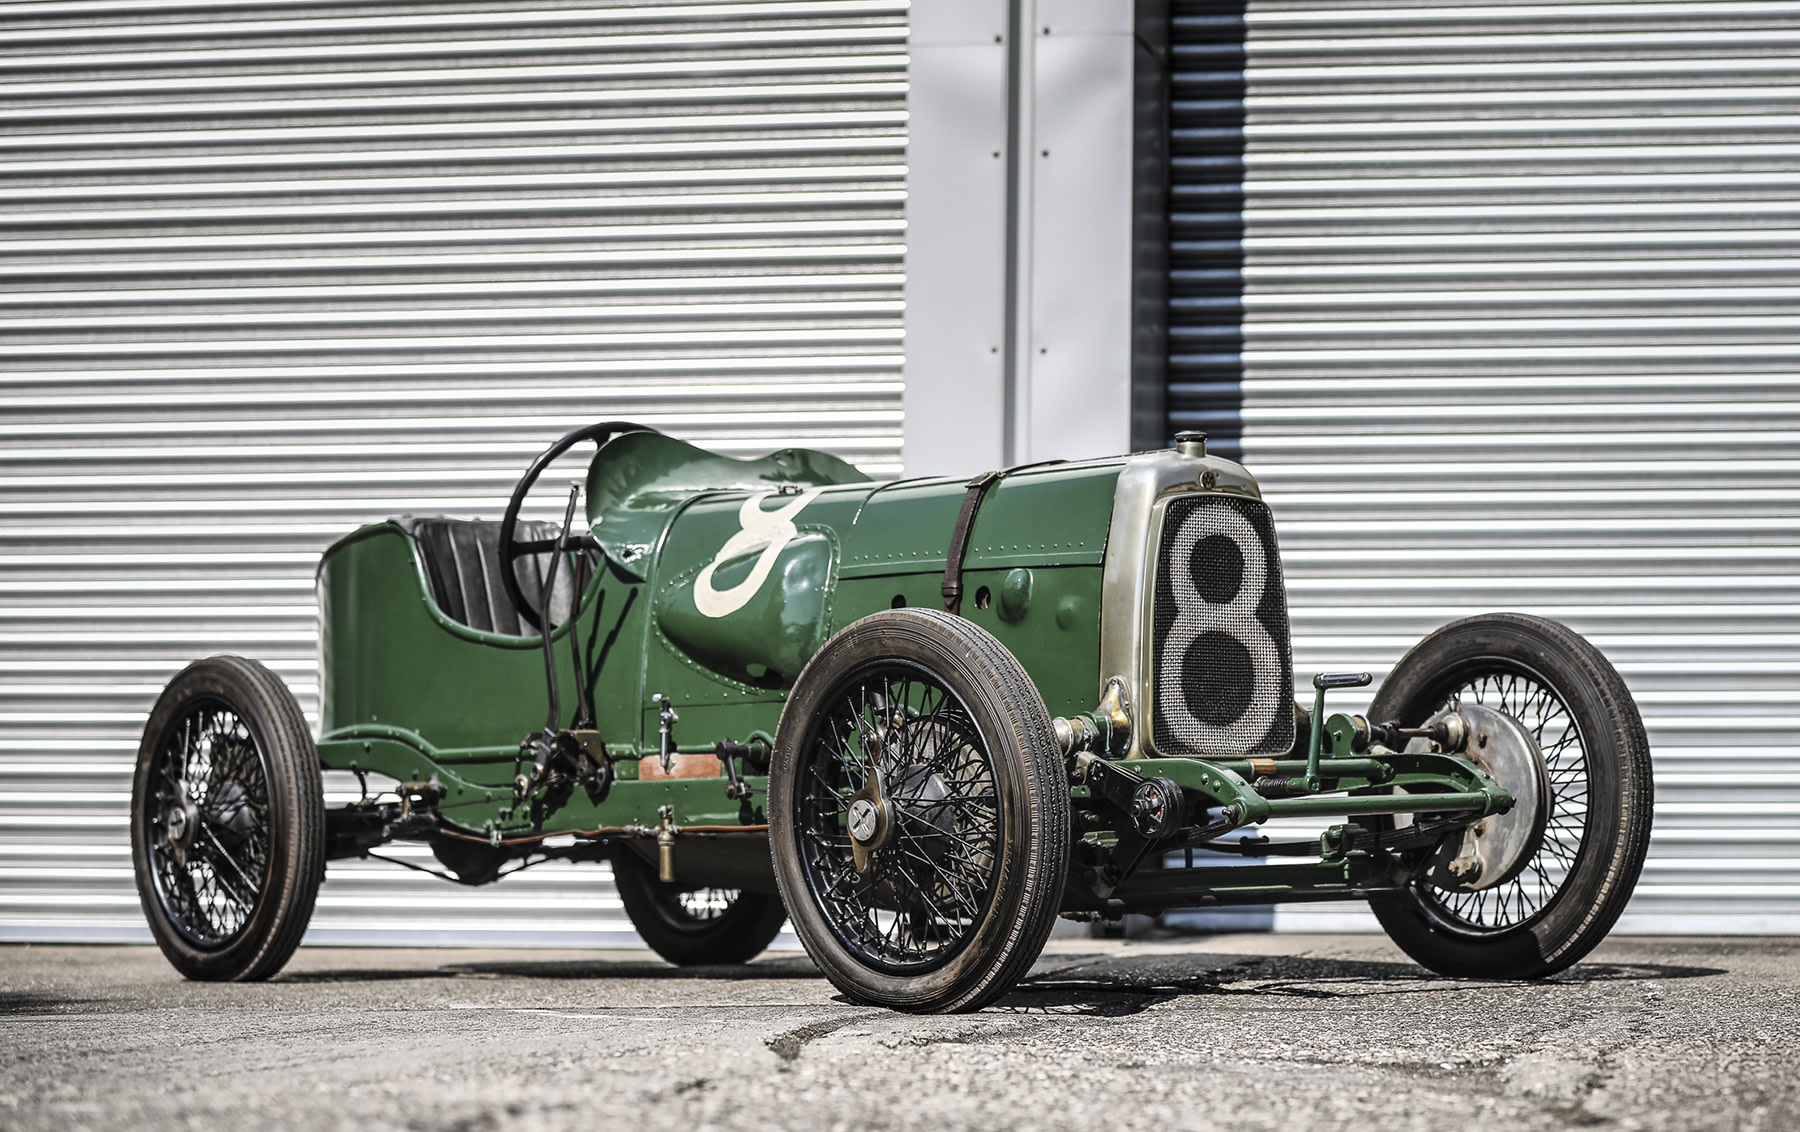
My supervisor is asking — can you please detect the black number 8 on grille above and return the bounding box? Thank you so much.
[1151,496,1296,759]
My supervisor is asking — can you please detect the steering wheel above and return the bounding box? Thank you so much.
[499,421,656,630]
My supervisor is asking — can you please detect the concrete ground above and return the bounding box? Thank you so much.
[1,934,1795,1132]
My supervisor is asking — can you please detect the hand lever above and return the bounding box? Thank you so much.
[1307,672,1372,791]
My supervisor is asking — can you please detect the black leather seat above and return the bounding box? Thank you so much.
[397,518,588,636]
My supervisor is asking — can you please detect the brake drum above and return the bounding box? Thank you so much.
[1416,702,1552,893]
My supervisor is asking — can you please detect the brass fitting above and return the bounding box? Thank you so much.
[655,804,676,883]
[1098,678,1132,738]
[1051,677,1135,759]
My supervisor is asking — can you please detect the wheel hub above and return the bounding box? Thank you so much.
[847,797,881,842]
[164,789,199,864]
[1422,702,1551,893]
[846,769,895,874]
[845,757,958,875]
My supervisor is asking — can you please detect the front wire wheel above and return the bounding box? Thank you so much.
[797,663,1000,971]
[770,610,1068,1013]
[1368,614,1653,979]
[131,656,324,981]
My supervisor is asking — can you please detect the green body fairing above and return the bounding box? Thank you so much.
[316,434,1119,844]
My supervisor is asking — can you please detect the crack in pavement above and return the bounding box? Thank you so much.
[766,1015,874,1063]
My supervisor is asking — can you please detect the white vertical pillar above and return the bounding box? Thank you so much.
[902,0,1138,476]
[901,1,1012,477]
[1022,0,1136,464]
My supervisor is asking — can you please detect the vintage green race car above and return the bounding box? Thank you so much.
[131,423,1654,1011]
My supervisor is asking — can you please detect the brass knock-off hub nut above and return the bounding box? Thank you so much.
[846,771,894,874]
[847,797,881,843]
[166,795,197,844]
[164,793,200,864]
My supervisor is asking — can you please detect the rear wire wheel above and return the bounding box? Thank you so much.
[769,609,1069,1013]
[1367,614,1653,979]
[610,848,787,965]
[130,656,325,981]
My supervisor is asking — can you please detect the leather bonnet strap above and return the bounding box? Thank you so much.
[940,460,1067,614]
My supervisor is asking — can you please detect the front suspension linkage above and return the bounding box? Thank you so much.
[1072,752,1204,898]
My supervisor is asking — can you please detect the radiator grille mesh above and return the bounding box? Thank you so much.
[1151,494,1294,758]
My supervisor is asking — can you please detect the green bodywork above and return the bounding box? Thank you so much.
[316,432,1117,840]
[315,430,1508,907]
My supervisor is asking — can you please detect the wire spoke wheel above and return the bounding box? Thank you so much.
[609,848,786,966]
[146,700,273,946]
[771,609,1067,1014]
[795,664,1001,971]
[1367,614,1653,979]
[131,656,324,981]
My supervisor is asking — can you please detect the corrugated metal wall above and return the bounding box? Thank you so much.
[0,0,907,945]
[1232,1,1800,932]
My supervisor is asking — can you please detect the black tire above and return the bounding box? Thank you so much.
[769,608,1069,1013]
[1367,613,1653,979]
[130,656,325,981]
[611,849,787,965]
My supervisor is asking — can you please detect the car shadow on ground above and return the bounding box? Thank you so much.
[276,953,825,984]
[0,991,101,1015]
[989,951,1730,1017]
[274,946,1726,1022]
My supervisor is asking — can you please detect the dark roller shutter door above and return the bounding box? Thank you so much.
[1166,1,1247,460]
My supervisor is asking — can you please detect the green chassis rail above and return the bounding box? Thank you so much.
[318,673,1512,914]
[1066,743,1510,913]
[1050,671,1513,912]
